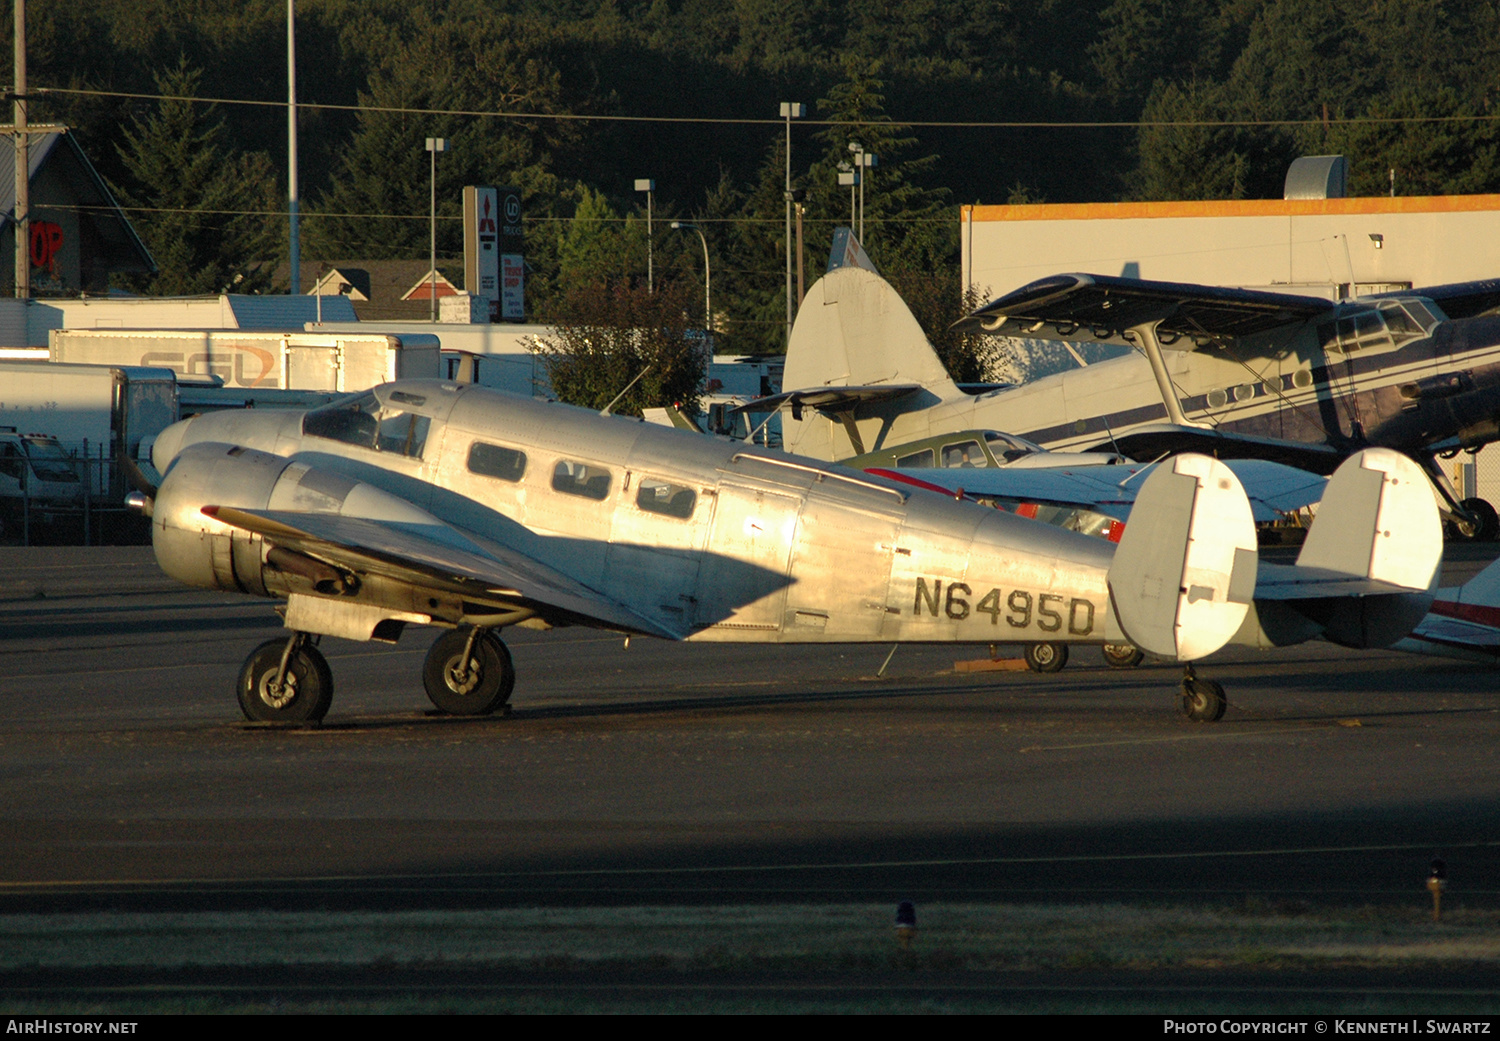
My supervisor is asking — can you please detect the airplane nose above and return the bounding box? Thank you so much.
[152,417,194,474]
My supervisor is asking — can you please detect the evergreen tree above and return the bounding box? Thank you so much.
[109,60,281,294]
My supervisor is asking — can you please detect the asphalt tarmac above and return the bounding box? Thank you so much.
[2,545,1499,913]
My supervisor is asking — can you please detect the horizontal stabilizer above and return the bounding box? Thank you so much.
[1253,448,1440,648]
[1107,454,1258,661]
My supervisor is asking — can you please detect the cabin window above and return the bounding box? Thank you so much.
[467,442,527,482]
[984,430,1042,462]
[552,459,612,500]
[895,448,935,468]
[636,478,696,519]
[942,440,984,468]
[303,392,430,458]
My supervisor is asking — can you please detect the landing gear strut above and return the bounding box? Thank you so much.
[1180,664,1226,723]
[237,633,334,723]
[423,626,515,715]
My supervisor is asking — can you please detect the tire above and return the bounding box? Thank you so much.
[1023,642,1068,674]
[237,638,333,723]
[1181,677,1226,723]
[423,628,515,716]
[1102,642,1145,669]
[1461,498,1500,542]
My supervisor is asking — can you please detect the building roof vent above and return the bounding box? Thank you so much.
[1285,155,1348,200]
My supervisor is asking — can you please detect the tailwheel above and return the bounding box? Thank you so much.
[237,635,333,723]
[423,627,515,716]
[1102,642,1145,669]
[1180,666,1226,723]
[1023,642,1068,674]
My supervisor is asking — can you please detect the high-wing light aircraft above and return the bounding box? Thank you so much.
[761,266,1500,536]
[132,381,1441,725]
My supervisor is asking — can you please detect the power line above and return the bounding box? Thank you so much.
[36,85,1500,130]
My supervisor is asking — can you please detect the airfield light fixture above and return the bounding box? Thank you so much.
[780,103,805,349]
[1427,858,1447,920]
[426,137,451,322]
[671,221,711,335]
[635,179,655,292]
[895,900,917,949]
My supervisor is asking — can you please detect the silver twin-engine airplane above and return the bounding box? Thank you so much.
[132,380,1442,725]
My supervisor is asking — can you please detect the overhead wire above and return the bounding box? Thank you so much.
[35,85,1500,129]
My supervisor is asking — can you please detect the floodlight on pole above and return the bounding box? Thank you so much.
[848,143,876,244]
[838,166,858,230]
[635,179,655,293]
[671,221,711,334]
[426,137,450,322]
[780,102,805,349]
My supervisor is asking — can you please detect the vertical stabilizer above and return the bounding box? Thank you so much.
[781,268,963,458]
[1107,454,1258,661]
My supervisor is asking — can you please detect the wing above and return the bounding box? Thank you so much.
[731,384,923,418]
[1089,423,1347,474]
[863,458,1326,524]
[205,505,686,640]
[956,272,1332,347]
[1398,277,1500,320]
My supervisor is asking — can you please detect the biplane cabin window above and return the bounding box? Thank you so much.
[467,441,527,482]
[1317,309,1393,355]
[552,459,612,500]
[303,392,431,459]
[636,477,696,519]
[895,447,935,468]
[942,440,984,468]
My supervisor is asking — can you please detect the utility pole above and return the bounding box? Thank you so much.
[780,103,804,348]
[427,137,450,321]
[13,0,27,300]
[635,179,654,292]
[287,0,299,295]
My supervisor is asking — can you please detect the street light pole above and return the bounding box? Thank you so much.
[635,179,654,293]
[426,137,450,322]
[287,0,299,295]
[847,143,877,244]
[671,221,710,334]
[780,103,804,349]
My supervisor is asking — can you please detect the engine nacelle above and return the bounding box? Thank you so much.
[152,442,294,595]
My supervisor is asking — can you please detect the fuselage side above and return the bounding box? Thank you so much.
[153,381,1126,647]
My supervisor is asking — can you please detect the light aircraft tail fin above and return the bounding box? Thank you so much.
[1247,449,1442,649]
[1107,454,1259,661]
[783,267,959,395]
[780,267,963,458]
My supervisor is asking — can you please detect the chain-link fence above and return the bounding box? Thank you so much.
[0,441,151,547]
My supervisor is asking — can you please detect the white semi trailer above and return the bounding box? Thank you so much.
[50,329,441,392]
[0,359,179,533]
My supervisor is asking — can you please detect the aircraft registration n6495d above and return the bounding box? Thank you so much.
[133,381,1442,724]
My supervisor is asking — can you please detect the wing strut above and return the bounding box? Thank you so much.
[1132,320,1208,430]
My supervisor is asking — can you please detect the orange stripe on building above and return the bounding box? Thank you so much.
[963,196,1500,222]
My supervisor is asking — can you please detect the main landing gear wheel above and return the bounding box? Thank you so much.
[424,627,515,716]
[1180,667,1226,723]
[1460,498,1500,542]
[1102,642,1145,669]
[237,636,333,723]
[1024,642,1068,674]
